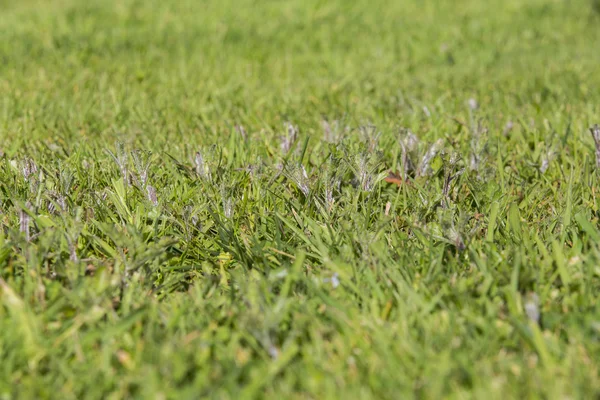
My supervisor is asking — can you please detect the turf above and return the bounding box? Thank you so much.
[1,0,600,398]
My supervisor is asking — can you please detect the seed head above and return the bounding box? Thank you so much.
[146,185,158,206]
[589,125,600,168]
[468,98,478,111]
[194,151,211,180]
[280,122,298,154]
[524,293,540,324]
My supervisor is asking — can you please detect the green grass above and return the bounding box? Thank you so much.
[2,0,600,398]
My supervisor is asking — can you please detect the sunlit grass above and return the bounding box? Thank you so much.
[1,0,600,398]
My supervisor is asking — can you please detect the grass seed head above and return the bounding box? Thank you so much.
[417,139,444,177]
[107,142,129,184]
[146,185,158,206]
[359,124,381,153]
[19,203,31,242]
[280,122,299,154]
[222,197,235,219]
[468,98,479,111]
[284,163,311,197]
[399,129,419,178]
[236,125,247,141]
[194,151,212,180]
[589,124,600,168]
[503,121,514,136]
[132,150,152,187]
[21,158,38,180]
[524,293,540,324]
[322,120,340,143]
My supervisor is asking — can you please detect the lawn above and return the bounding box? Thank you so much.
[1,0,600,398]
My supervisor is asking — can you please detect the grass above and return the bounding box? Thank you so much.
[1,0,600,398]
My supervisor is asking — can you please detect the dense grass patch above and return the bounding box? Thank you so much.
[1,0,600,398]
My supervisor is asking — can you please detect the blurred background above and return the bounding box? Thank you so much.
[1,0,599,148]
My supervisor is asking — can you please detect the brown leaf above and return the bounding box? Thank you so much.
[384,171,405,187]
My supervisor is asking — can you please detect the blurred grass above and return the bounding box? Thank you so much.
[1,0,600,398]
[2,0,600,149]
